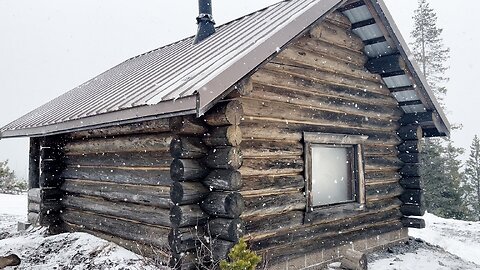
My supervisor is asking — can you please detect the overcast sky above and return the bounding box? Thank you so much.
[0,0,478,179]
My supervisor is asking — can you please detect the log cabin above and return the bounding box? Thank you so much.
[0,0,449,269]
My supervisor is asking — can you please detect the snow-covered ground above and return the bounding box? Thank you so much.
[1,193,479,269]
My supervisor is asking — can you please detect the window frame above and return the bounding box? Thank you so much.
[304,132,368,212]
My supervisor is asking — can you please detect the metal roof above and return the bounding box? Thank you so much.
[0,0,449,138]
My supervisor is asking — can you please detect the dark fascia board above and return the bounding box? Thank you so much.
[368,0,451,137]
[0,95,197,138]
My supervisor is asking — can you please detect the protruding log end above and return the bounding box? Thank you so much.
[170,137,208,159]
[201,192,244,218]
[170,205,209,228]
[204,100,244,126]
[169,116,208,135]
[170,159,208,181]
[204,147,243,170]
[170,181,209,205]
[202,170,242,191]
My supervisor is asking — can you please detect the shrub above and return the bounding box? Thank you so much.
[219,238,261,270]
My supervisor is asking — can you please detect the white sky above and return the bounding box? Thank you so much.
[0,0,478,179]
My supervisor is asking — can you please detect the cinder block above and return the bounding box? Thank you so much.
[17,222,31,231]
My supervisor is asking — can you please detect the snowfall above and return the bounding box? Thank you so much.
[0,194,479,270]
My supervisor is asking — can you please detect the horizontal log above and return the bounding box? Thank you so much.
[62,166,172,186]
[241,174,304,192]
[39,187,64,202]
[400,164,421,177]
[169,227,205,253]
[242,191,305,218]
[40,146,63,160]
[364,145,398,157]
[401,217,426,229]
[28,202,40,213]
[170,204,209,228]
[171,181,209,205]
[62,195,171,227]
[204,147,243,170]
[204,100,243,127]
[365,171,401,181]
[341,249,367,270]
[365,53,406,75]
[61,209,170,248]
[244,211,304,235]
[240,139,303,158]
[201,192,244,218]
[400,203,426,216]
[169,116,208,135]
[399,111,440,127]
[365,156,403,172]
[239,157,303,176]
[325,11,352,29]
[211,239,235,261]
[61,179,171,208]
[64,152,173,168]
[64,134,173,155]
[397,140,421,153]
[69,119,171,140]
[170,137,208,159]
[28,188,41,203]
[310,20,364,52]
[208,218,245,242]
[398,153,419,163]
[397,125,423,141]
[366,183,403,202]
[204,126,242,147]
[171,159,208,181]
[399,177,423,190]
[225,78,253,98]
[28,212,39,225]
[202,170,242,191]
[399,189,424,205]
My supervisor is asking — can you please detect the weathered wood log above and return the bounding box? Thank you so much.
[225,78,253,98]
[400,203,426,216]
[398,153,419,163]
[364,145,398,157]
[400,111,440,127]
[204,100,243,126]
[169,116,208,135]
[39,187,64,202]
[204,126,242,147]
[211,239,236,261]
[341,249,367,270]
[62,195,171,227]
[171,181,209,205]
[171,159,208,181]
[208,218,245,242]
[170,137,208,159]
[400,164,421,177]
[242,192,305,218]
[399,189,424,205]
[401,217,426,229]
[366,183,403,202]
[241,174,303,192]
[169,227,205,253]
[204,147,243,170]
[244,211,304,235]
[61,179,171,208]
[65,152,173,168]
[40,146,63,160]
[240,139,303,158]
[365,156,404,171]
[202,170,242,191]
[28,212,40,225]
[325,11,352,29]
[0,254,21,268]
[397,140,421,153]
[397,125,423,140]
[70,119,171,140]
[201,192,244,218]
[365,54,406,76]
[62,166,172,186]
[61,209,170,248]
[310,21,364,52]
[28,202,40,213]
[399,177,423,190]
[28,188,41,204]
[239,157,303,176]
[170,205,209,228]
[64,134,173,155]
[29,137,41,189]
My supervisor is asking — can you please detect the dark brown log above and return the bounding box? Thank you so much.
[65,152,173,168]
[62,166,172,186]
[62,195,171,227]
[239,157,303,176]
[170,205,209,228]
[61,209,170,248]
[341,249,367,270]
[170,159,208,181]
[241,174,304,192]
[400,164,421,177]
[399,189,424,205]
[170,137,208,159]
[39,187,64,202]
[211,239,235,261]
[364,145,398,157]
[169,116,208,135]
[69,119,171,140]
[397,140,421,153]
[366,183,403,202]
[171,181,209,205]
[400,203,426,216]
[204,100,244,126]
[204,126,243,147]
[309,21,364,52]
[226,78,253,98]
[204,147,243,170]
[240,139,303,158]
[28,188,41,203]
[202,170,242,191]
[401,217,426,228]
[325,11,352,29]
[61,179,171,208]
[365,156,403,172]
[201,192,244,218]
[400,111,440,127]
[365,53,406,76]
[208,218,245,242]
[64,134,173,154]
[398,153,419,163]
[397,125,423,140]
[399,177,423,190]
[242,192,305,218]
[29,137,41,189]
[169,227,205,253]
[244,211,304,235]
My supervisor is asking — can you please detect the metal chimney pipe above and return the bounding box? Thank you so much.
[194,0,215,44]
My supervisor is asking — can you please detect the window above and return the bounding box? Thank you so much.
[304,132,367,211]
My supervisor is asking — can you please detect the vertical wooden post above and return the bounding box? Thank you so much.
[28,137,41,189]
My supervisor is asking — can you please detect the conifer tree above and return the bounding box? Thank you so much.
[464,135,480,220]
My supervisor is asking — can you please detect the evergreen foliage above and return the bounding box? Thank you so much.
[0,160,26,193]
[463,135,480,220]
[219,239,261,270]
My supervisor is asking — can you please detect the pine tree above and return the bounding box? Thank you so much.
[464,135,480,220]
[0,160,17,192]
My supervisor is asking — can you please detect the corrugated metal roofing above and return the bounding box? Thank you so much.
[0,0,450,138]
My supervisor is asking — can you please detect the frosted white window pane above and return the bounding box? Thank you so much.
[311,146,353,206]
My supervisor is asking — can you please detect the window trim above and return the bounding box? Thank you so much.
[304,132,368,212]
